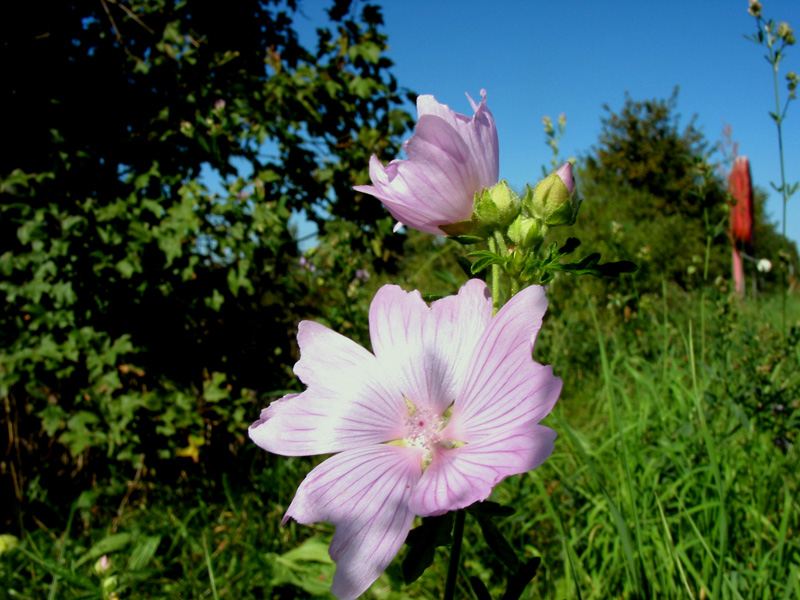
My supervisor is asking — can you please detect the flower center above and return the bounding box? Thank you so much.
[386,398,463,472]
[402,406,443,452]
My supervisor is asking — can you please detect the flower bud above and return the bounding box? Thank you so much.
[507,214,544,251]
[473,180,521,229]
[748,0,762,18]
[778,22,795,44]
[440,180,521,240]
[94,554,111,575]
[527,162,580,227]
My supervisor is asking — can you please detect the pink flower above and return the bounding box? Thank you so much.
[249,280,561,599]
[353,90,499,236]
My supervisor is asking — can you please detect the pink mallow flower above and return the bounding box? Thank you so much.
[249,279,561,599]
[353,90,499,236]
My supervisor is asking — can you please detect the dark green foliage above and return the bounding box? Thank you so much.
[539,91,799,395]
[0,0,412,531]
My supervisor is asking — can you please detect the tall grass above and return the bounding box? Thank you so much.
[3,291,798,599]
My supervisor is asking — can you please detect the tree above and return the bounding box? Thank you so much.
[0,0,413,529]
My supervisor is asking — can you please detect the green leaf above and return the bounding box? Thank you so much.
[469,510,519,572]
[402,513,454,584]
[558,237,581,255]
[128,536,162,571]
[501,556,542,600]
[469,576,493,600]
[75,532,132,567]
[468,250,506,274]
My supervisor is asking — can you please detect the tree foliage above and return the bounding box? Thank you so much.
[0,0,413,529]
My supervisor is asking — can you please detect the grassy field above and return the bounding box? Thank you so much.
[3,290,799,600]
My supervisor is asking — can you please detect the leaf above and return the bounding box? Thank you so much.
[469,576,493,600]
[128,536,162,571]
[467,501,516,518]
[449,235,483,245]
[558,237,582,256]
[471,512,519,572]
[402,513,453,584]
[75,533,132,567]
[501,556,542,600]
[468,250,506,274]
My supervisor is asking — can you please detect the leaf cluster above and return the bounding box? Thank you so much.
[0,0,412,530]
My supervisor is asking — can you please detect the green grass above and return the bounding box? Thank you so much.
[3,291,799,599]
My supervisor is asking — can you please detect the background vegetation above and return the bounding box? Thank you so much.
[2,1,798,598]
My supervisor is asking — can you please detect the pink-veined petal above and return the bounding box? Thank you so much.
[408,424,557,516]
[354,115,479,235]
[445,285,561,442]
[417,89,499,189]
[249,320,406,456]
[353,90,498,237]
[369,280,492,414]
[285,445,423,600]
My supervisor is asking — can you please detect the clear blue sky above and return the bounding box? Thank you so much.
[295,0,800,249]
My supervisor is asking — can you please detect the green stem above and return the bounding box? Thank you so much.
[487,236,501,312]
[772,57,789,334]
[443,510,465,600]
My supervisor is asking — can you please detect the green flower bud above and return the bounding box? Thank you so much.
[528,162,580,227]
[0,534,19,557]
[440,180,521,241]
[473,180,521,229]
[507,214,544,251]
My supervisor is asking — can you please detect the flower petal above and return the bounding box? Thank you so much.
[249,320,406,456]
[417,89,499,189]
[285,445,423,600]
[446,284,561,442]
[354,115,478,234]
[409,425,557,516]
[369,280,493,414]
[353,90,499,236]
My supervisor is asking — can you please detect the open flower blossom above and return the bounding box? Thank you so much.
[353,90,499,236]
[249,280,561,599]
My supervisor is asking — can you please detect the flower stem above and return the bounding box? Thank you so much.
[487,236,501,312]
[443,510,465,600]
[771,54,789,334]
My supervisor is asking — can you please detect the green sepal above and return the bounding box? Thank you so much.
[448,234,485,246]
[440,218,487,239]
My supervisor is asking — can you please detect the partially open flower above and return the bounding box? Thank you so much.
[250,280,560,599]
[354,91,499,236]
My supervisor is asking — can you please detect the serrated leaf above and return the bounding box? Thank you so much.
[468,250,506,274]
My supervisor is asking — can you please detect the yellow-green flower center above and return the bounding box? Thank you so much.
[387,398,464,471]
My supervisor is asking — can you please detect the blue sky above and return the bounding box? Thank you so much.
[295,0,800,249]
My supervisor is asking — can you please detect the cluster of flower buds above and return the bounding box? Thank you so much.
[777,21,796,44]
[788,71,798,98]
